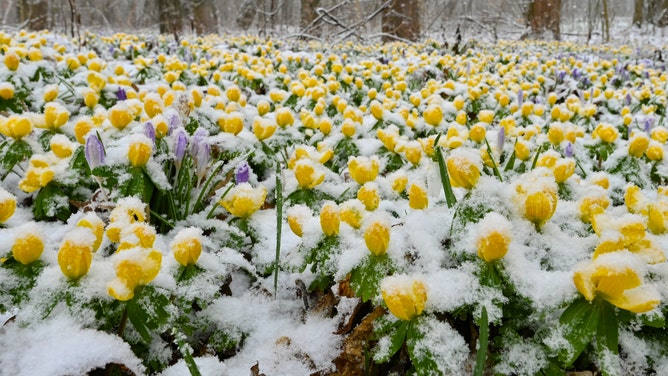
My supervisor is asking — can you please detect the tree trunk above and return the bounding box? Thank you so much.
[601,0,610,42]
[300,0,319,29]
[158,0,184,36]
[527,0,562,41]
[382,0,421,42]
[192,0,218,35]
[634,0,644,27]
[18,0,49,30]
[651,0,668,26]
[236,0,259,31]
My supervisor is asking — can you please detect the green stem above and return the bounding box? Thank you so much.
[193,160,224,213]
[150,208,175,229]
[434,136,457,208]
[274,165,283,295]
[484,138,503,182]
[473,306,489,376]
[117,307,128,338]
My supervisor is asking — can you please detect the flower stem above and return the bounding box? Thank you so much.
[117,306,128,338]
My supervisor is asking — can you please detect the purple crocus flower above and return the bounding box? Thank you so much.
[172,127,188,171]
[564,142,574,158]
[644,118,655,133]
[235,161,250,184]
[190,128,210,184]
[517,89,524,107]
[496,126,505,151]
[116,88,127,101]
[144,121,156,143]
[85,134,105,170]
[624,93,632,106]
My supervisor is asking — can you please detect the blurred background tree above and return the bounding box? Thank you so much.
[1,0,668,44]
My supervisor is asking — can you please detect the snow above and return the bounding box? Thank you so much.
[0,28,668,376]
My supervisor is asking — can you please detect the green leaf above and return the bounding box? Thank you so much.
[126,168,154,202]
[1,140,32,178]
[285,188,334,211]
[376,320,409,363]
[558,297,600,366]
[484,138,503,182]
[349,255,393,302]
[274,163,283,295]
[474,306,489,376]
[503,150,516,172]
[596,300,620,376]
[406,320,439,376]
[127,298,152,342]
[33,184,71,221]
[434,139,456,208]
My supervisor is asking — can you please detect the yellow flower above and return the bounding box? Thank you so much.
[469,123,486,143]
[19,157,54,193]
[446,149,481,190]
[340,200,365,229]
[628,133,650,158]
[171,227,203,267]
[109,103,134,130]
[475,212,512,262]
[143,94,164,118]
[257,100,270,116]
[50,134,76,158]
[87,71,106,92]
[341,118,356,138]
[108,248,162,301]
[77,213,105,251]
[294,159,325,189]
[118,222,157,251]
[319,201,340,237]
[58,228,94,280]
[651,127,668,143]
[12,223,44,265]
[578,191,610,224]
[624,185,647,214]
[226,85,242,102]
[478,110,494,124]
[223,112,244,135]
[547,123,564,145]
[646,141,664,161]
[1,115,33,140]
[403,141,422,166]
[4,50,20,71]
[287,205,311,237]
[593,123,619,143]
[648,203,668,234]
[515,171,558,227]
[0,188,16,223]
[552,158,575,184]
[423,104,443,126]
[364,218,391,256]
[42,103,70,131]
[220,183,267,219]
[127,136,153,167]
[381,275,428,321]
[348,156,379,185]
[253,117,277,141]
[0,83,15,100]
[73,118,96,144]
[514,140,530,161]
[370,100,384,120]
[573,253,660,313]
[275,107,295,128]
[408,183,428,210]
[357,182,380,211]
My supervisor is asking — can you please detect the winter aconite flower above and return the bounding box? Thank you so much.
[0,188,16,224]
[319,201,341,237]
[381,275,428,321]
[357,182,380,211]
[108,103,134,130]
[287,205,311,237]
[514,170,558,228]
[41,102,70,131]
[127,135,153,167]
[0,115,32,140]
[12,222,44,265]
[77,213,105,251]
[364,217,391,256]
[475,212,513,262]
[19,156,54,193]
[171,227,203,267]
[275,107,294,128]
[423,104,443,126]
[220,183,267,219]
[408,183,428,210]
[58,228,94,280]
[253,117,277,141]
[348,156,379,185]
[447,148,481,190]
[294,159,325,189]
[573,252,660,313]
[108,247,162,301]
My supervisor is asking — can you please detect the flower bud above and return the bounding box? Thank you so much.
[357,182,380,211]
[628,133,650,158]
[220,183,267,219]
[364,218,391,256]
[475,212,512,262]
[347,156,379,185]
[85,133,105,170]
[408,183,428,210]
[446,148,481,190]
[0,188,17,223]
[127,135,153,167]
[287,205,311,237]
[253,117,277,141]
[381,275,428,321]
[12,222,44,265]
[294,159,325,189]
[58,228,94,280]
[340,200,365,229]
[319,201,340,237]
[171,227,203,267]
[423,104,443,126]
